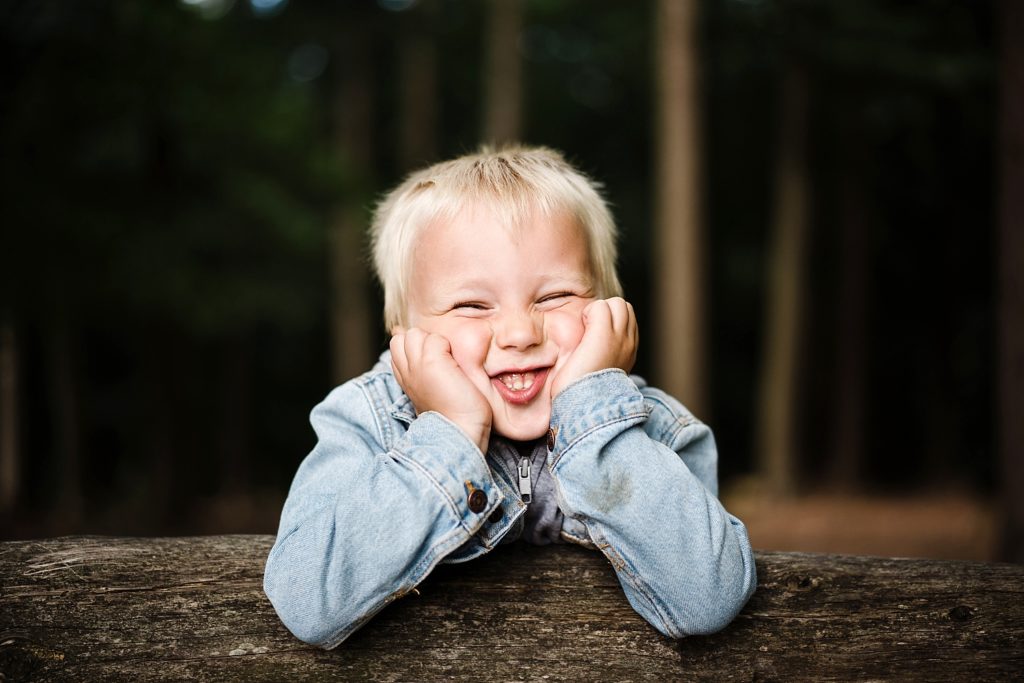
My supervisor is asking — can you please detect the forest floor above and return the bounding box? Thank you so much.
[721,482,999,561]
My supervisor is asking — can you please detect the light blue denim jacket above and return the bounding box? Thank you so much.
[264,352,757,648]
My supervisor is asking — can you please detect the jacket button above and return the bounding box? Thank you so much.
[488,507,503,524]
[468,489,487,513]
[546,428,556,451]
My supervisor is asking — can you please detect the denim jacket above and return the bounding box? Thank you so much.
[264,352,757,648]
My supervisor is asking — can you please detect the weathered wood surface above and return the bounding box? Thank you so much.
[1,536,1022,682]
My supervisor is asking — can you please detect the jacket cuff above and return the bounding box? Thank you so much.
[548,369,649,456]
[395,411,502,530]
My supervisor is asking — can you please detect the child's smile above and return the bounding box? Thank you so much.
[491,366,550,405]
[403,203,595,441]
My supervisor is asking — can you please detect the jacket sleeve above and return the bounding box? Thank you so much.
[263,378,502,648]
[547,369,757,638]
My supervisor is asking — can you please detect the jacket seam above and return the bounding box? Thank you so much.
[390,449,472,532]
[322,522,479,648]
[547,475,678,636]
[358,375,394,449]
[551,410,648,468]
[585,524,684,639]
[641,392,699,445]
[355,376,479,532]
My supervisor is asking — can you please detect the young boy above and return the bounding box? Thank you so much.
[264,146,757,648]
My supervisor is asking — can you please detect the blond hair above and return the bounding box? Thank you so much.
[370,145,622,331]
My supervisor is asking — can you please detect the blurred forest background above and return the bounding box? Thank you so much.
[1,0,1021,563]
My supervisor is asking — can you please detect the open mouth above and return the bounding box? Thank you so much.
[498,371,536,391]
[491,367,550,405]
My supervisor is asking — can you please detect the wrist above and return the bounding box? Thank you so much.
[451,416,490,454]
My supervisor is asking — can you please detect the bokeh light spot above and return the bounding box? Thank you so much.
[377,0,418,11]
[288,43,329,83]
[251,0,287,17]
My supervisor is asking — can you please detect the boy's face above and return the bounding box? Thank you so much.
[403,204,595,441]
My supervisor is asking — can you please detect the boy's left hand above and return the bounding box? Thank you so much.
[550,297,638,398]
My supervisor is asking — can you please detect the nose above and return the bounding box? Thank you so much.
[493,309,543,350]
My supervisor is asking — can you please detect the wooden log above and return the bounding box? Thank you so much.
[1,536,1022,681]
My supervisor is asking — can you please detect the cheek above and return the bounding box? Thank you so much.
[544,310,586,352]
[444,322,492,370]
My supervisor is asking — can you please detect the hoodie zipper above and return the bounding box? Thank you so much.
[518,457,532,503]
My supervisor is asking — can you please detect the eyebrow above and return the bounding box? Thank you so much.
[442,272,593,292]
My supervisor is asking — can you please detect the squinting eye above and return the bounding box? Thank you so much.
[539,292,574,304]
[453,302,488,311]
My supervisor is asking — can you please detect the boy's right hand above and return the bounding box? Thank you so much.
[390,328,492,453]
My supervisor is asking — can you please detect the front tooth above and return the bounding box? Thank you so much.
[501,372,538,391]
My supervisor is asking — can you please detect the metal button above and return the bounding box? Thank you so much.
[468,489,487,513]
[546,428,556,451]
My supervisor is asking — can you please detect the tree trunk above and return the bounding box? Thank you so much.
[827,134,869,490]
[653,0,706,417]
[398,0,439,171]
[756,64,810,496]
[142,329,177,530]
[48,309,83,527]
[328,30,376,385]
[0,315,19,516]
[482,0,523,145]
[997,0,1024,563]
[218,335,251,495]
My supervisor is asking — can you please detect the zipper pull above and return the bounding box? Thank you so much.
[518,457,532,503]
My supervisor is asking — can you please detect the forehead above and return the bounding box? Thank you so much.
[410,204,592,290]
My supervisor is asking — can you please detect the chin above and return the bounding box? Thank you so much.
[492,417,549,443]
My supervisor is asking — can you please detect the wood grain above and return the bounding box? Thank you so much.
[1,536,1022,681]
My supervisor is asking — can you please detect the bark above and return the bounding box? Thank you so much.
[482,0,523,145]
[2,536,1023,681]
[756,64,810,496]
[328,30,376,385]
[998,0,1024,563]
[653,0,706,417]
